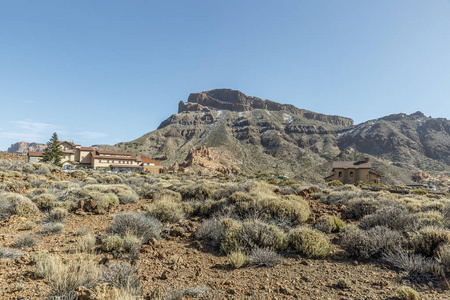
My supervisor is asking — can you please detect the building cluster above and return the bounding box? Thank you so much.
[28,141,163,173]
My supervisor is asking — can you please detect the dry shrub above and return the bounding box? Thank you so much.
[147,196,185,223]
[417,211,444,228]
[220,218,242,254]
[0,193,39,218]
[410,227,450,257]
[49,255,102,298]
[0,248,23,259]
[123,233,143,257]
[88,191,119,211]
[322,190,364,206]
[70,170,87,180]
[32,193,56,210]
[109,212,161,242]
[383,249,434,282]
[250,247,281,267]
[347,198,379,219]
[237,219,286,251]
[227,250,246,269]
[104,175,124,184]
[288,227,331,259]
[260,195,310,225]
[47,207,69,222]
[32,252,61,279]
[340,226,402,259]
[397,286,419,300]
[42,222,64,234]
[328,180,343,187]
[76,234,96,253]
[314,215,345,233]
[359,206,418,231]
[104,262,142,296]
[195,218,225,247]
[80,184,138,205]
[437,243,450,272]
[13,233,38,248]
[102,235,124,252]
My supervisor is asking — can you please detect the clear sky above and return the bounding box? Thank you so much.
[1,1,449,151]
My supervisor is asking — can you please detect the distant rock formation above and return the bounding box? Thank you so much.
[7,142,46,155]
[171,146,242,175]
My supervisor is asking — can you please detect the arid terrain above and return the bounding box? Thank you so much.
[1,154,450,299]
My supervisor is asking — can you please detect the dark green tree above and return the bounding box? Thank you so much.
[42,132,63,166]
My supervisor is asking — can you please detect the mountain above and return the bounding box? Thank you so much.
[7,142,46,155]
[99,89,450,186]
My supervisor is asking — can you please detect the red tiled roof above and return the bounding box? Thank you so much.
[28,151,44,157]
[79,147,95,151]
[139,155,160,165]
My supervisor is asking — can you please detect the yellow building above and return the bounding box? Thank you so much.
[324,158,380,184]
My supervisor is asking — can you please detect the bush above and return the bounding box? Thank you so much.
[195,218,225,247]
[328,180,343,187]
[102,235,124,252]
[32,252,60,279]
[314,215,345,233]
[347,198,379,219]
[410,227,450,257]
[23,220,36,230]
[397,286,419,300]
[227,250,246,269]
[47,207,68,222]
[411,189,427,196]
[259,195,310,225]
[109,212,161,243]
[288,227,331,259]
[340,226,402,259]
[13,233,38,248]
[383,249,434,282]
[437,243,450,272]
[250,247,281,267]
[123,233,143,257]
[103,262,141,296]
[0,193,39,218]
[147,196,185,223]
[359,206,418,231]
[336,278,351,289]
[42,222,64,235]
[0,248,23,259]
[32,193,56,210]
[76,234,96,253]
[237,220,286,251]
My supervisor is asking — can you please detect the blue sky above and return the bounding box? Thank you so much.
[1,1,449,150]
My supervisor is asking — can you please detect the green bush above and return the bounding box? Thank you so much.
[147,196,185,223]
[315,215,345,233]
[227,250,246,269]
[397,286,419,300]
[237,220,286,251]
[328,180,343,187]
[288,227,331,259]
[260,195,310,225]
[1,193,39,217]
[48,207,68,222]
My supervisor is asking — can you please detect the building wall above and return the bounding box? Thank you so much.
[326,167,373,184]
[369,173,380,183]
[143,165,164,174]
[28,156,41,163]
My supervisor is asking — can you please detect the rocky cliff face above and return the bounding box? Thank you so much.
[180,89,354,127]
[105,90,449,185]
[7,142,46,155]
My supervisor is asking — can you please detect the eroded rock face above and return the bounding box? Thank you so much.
[180,89,354,127]
[172,146,242,175]
[7,142,46,154]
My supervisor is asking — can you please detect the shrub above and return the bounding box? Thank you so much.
[117,189,139,204]
[42,222,64,235]
[0,193,39,217]
[437,243,450,272]
[123,233,143,257]
[147,197,185,223]
[383,249,433,282]
[411,189,427,196]
[347,198,379,219]
[32,252,60,279]
[0,248,23,259]
[328,180,343,187]
[47,207,68,222]
[314,215,345,233]
[237,220,286,251]
[195,218,225,247]
[337,278,351,289]
[288,227,331,259]
[410,227,450,257]
[76,234,96,253]
[23,220,36,230]
[359,206,418,231]
[102,235,124,252]
[259,195,310,225]
[397,286,419,300]
[103,262,142,296]
[110,212,161,242]
[32,193,56,210]
[13,233,38,248]
[49,256,102,298]
[340,226,402,259]
[250,247,281,267]
[227,250,246,269]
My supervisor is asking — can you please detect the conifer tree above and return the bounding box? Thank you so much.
[42,132,63,166]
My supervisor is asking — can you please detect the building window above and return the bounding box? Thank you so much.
[350,171,354,177]
[63,156,66,159]
[99,160,102,163]
[338,171,342,177]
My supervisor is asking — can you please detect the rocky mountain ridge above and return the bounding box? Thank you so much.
[7,142,46,155]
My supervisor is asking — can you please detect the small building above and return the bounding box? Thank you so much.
[27,151,44,163]
[324,158,380,184]
[138,155,164,174]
